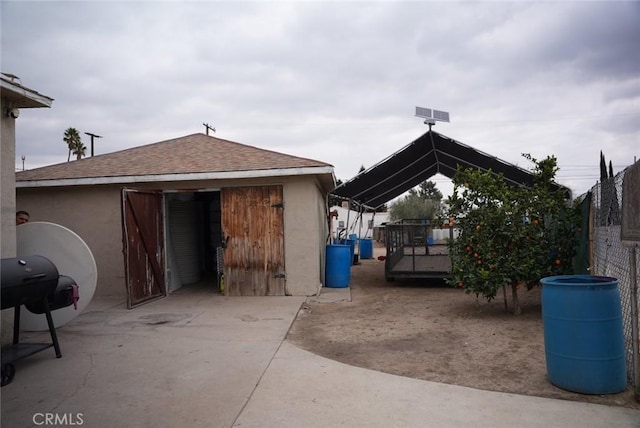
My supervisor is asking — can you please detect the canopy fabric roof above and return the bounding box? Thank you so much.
[331,130,566,209]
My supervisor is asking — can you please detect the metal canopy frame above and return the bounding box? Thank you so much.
[331,130,569,209]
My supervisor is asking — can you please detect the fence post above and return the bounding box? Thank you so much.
[630,245,640,401]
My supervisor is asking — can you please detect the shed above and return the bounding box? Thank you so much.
[16,134,335,306]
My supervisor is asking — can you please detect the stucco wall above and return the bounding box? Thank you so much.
[16,185,124,297]
[17,175,330,299]
[1,106,18,345]
[282,177,326,296]
[317,183,329,287]
[1,110,17,258]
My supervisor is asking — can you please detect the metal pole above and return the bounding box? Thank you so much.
[203,123,216,136]
[629,245,640,402]
[345,200,351,241]
[85,132,102,157]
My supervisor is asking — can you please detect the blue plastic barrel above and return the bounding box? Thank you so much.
[541,275,626,394]
[334,238,356,264]
[325,245,351,288]
[360,238,373,259]
[345,239,357,264]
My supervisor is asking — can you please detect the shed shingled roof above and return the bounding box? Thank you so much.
[17,133,333,183]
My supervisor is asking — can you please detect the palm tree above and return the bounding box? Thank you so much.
[72,141,87,160]
[63,128,82,162]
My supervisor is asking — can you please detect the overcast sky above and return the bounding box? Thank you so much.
[2,0,639,198]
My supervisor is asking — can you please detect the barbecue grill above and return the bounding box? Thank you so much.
[25,275,78,314]
[2,256,59,308]
[1,256,77,386]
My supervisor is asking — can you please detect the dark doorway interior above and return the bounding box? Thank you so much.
[165,190,222,293]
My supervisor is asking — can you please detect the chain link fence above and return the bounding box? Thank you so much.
[590,168,639,400]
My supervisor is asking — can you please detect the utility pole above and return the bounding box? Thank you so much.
[21,156,25,171]
[203,123,216,136]
[84,132,102,157]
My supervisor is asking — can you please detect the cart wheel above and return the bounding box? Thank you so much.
[1,364,15,387]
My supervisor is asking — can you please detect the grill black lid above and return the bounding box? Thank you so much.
[1,256,59,309]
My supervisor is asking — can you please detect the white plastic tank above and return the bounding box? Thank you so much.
[433,229,442,241]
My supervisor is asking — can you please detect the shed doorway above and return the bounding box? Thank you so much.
[163,185,286,297]
[165,190,223,294]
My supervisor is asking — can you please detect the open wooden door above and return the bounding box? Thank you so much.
[221,185,285,296]
[122,188,166,308]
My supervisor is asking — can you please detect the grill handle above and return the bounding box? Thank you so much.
[22,273,47,282]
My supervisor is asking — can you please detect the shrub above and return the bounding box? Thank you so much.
[446,154,581,314]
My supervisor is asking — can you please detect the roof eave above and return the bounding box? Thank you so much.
[1,77,54,109]
[16,166,335,188]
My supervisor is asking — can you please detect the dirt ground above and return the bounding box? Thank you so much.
[287,243,640,410]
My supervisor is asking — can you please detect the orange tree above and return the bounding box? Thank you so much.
[446,154,581,314]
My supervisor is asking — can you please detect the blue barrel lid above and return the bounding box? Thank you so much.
[541,275,618,286]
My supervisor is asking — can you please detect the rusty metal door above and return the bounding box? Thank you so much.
[221,185,285,296]
[122,188,166,308]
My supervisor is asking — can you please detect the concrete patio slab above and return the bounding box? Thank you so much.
[2,290,638,428]
[236,341,640,428]
[1,293,305,428]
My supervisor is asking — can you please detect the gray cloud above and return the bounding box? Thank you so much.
[2,1,638,198]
